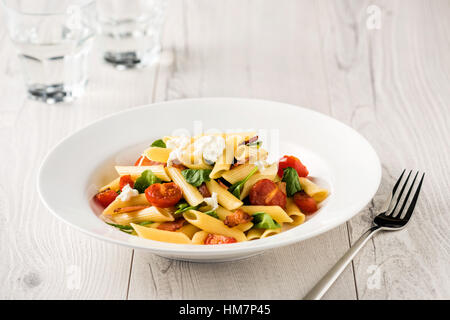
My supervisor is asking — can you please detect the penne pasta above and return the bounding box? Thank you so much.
[234,145,268,164]
[241,205,293,224]
[286,198,306,226]
[166,167,204,206]
[143,147,172,163]
[234,222,254,232]
[99,177,120,192]
[221,163,257,184]
[183,210,247,242]
[299,177,329,203]
[177,224,201,239]
[115,165,171,181]
[102,194,149,216]
[106,206,174,225]
[205,180,243,211]
[215,206,233,221]
[131,223,191,244]
[209,137,236,179]
[191,230,209,244]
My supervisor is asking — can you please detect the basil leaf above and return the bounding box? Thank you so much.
[281,167,302,197]
[151,139,166,148]
[174,202,199,215]
[181,169,212,187]
[134,169,161,193]
[228,166,259,198]
[203,209,220,219]
[252,212,281,229]
[107,222,134,230]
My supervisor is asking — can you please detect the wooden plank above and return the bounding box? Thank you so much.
[316,0,450,299]
[128,0,357,300]
[0,19,160,298]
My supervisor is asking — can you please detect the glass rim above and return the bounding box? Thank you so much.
[1,0,95,16]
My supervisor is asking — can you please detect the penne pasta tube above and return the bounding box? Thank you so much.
[99,177,120,192]
[234,222,253,232]
[166,167,204,206]
[177,224,201,239]
[183,210,247,242]
[246,228,263,240]
[215,206,233,221]
[191,231,209,244]
[221,164,257,184]
[260,228,282,238]
[299,177,329,203]
[286,198,306,226]
[209,137,236,179]
[107,206,175,225]
[205,180,243,211]
[131,223,191,244]
[143,147,172,163]
[102,194,149,216]
[241,205,293,224]
[235,145,268,164]
[115,165,171,181]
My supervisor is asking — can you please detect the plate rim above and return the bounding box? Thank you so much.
[37,97,382,255]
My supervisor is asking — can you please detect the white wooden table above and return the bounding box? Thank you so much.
[1,0,449,300]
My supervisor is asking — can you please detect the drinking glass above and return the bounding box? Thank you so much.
[96,0,168,70]
[1,0,96,104]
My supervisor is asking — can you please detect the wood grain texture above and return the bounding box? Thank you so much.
[1,0,449,300]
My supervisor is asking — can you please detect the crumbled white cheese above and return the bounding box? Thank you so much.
[203,192,218,210]
[117,184,139,202]
[254,160,267,172]
[166,136,191,166]
[193,135,225,163]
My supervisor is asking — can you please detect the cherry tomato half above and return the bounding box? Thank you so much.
[249,179,287,209]
[277,155,309,178]
[94,189,118,208]
[145,182,183,208]
[293,191,318,214]
[119,175,134,190]
[204,234,237,245]
[134,155,166,167]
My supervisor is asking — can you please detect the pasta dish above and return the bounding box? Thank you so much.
[93,132,329,245]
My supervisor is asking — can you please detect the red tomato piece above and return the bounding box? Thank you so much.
[249,179,287,209]
[204,234,237,245]
[134,155,166,167]
[293,191,318,214]
[277,155,309,178]
[157,219,186,231]
[119,175,134,190]
[94,189,118,208]
[145,182,183,208]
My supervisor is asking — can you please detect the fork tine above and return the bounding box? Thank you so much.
[387,170,412,216]
[401,172,425,222]
[381,169,405,214]
[397,171,419,218]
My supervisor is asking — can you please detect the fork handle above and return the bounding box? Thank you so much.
[303,226,382,300]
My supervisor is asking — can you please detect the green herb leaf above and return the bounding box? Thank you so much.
[151,139,166,148]
[281,167,302,197]
[252,212,281,229]
[174,202,199,215]
[134,169,161,193]
[247,141,262,148]
[203,209,220,219]
[228,166,259,198]
[107,222,134,231]
[181,169,212,187]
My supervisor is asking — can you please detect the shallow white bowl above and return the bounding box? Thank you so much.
[38,98,381,262]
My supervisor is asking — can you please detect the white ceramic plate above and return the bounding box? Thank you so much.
[38,98,381,262]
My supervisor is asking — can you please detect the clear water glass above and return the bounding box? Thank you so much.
[1,0,96,104]
[96,0,168,70]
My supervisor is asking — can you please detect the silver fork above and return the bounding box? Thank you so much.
[304,170,425,300]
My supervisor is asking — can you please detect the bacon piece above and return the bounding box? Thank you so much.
[249,179,287,209]
[204,234,237,245]
[157,219,186,231]
[113,205,150,214]
[198,183,211,198]
[171,163,187,170]
[224,209,253,227]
